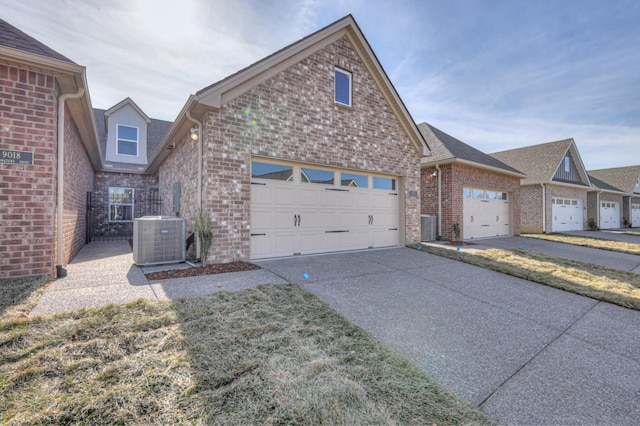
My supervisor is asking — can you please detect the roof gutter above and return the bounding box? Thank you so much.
[56,87,85,278]
[420,157,526,179]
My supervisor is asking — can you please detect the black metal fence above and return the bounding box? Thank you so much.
[88,189,162,242]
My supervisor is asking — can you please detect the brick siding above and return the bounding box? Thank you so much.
[60,104,94,264]
[159,35,422,263]
[92,171,159,238]
[0,65,57,278]
[421,163,521,240]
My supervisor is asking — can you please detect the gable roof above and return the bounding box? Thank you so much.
[0,18,73,63]
[588,165,640,194]
[104,97,151,123]
[490,139,591,187]
[149,15,429,173]
[418,123,524,177]
[94,105,172,173]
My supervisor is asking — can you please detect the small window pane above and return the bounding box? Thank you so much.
[118,140,138,156]
[486,191,496,200]
[572,200,578,206]
[302,168,334,184]
[463,188,471,198]
[252,161,293,181]
[373,177,396,190]
[473,189,484,199]
[341,172,368,188]
[335,69,351,106]
[564,156,570,172]
[110,205,133,221]
[498,192,508,200]
[109,187,133,203]
[118,125,138,141]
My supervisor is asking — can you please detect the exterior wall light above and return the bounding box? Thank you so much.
[190,127,199,141]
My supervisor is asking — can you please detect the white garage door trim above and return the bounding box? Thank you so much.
[250,160,400,259]
[599,201,620,229]
[552,197,582,232]
[632,203,640,227]
[462,186,511,239]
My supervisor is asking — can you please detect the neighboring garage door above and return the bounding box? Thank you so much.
[250,160,399,259]
[599,201,620,229]
[552,197,582,232]
[632,204,640,227]
[462,187,510,239]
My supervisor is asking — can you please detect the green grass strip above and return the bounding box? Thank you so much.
[419,245,640,311]
[523,232,640,255]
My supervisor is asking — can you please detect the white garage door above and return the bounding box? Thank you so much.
[599,201,620,229]
[462,187,510,239]
[632,204,640,227]
[250,160,399,259]
[552,197,582,232]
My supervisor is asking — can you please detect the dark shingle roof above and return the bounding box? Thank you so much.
[0,18,74,63]
[587,175,624,192]
[588,165,640,194]
[93,108,173,171]
[490,139,574,184]
[418,123,523,175]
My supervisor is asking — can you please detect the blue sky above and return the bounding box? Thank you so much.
[2,0,638,169]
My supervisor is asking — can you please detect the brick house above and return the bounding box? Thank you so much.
[491,139,592,233]
[0,18,100,278]
[148,15,430,263]
[418,123,524,241]
[91,98,171,240]
[588,165,640,228]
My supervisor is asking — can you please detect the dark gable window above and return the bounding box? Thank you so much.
[334,68,352,107]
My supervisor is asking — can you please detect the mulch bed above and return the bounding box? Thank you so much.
[145,261,261,280]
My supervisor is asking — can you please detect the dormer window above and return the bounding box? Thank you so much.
[117,125,139,156]
[335,68,352,107]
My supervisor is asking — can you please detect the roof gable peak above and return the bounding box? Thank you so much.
[105,97,151,124]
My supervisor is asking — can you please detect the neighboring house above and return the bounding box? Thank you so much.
[586,175,626,229]
[0,18,99,278]
[92,98,172,240]
[491,139,592,233]
[588,165,640,227]
[418,123,525,241]
[148,15,430,263]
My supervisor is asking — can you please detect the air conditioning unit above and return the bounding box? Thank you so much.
[133,216,186,265]
[421,215,436,241]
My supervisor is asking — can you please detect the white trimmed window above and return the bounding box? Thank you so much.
[334,68,352,107]
[117,125,139,156]
[109,187,134,222]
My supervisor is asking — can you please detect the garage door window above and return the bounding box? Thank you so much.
[486,191,496,200]
[373,177,396,190]
[252,161,293,181]
[463,188,471,198]
[302,167,334,184]
[341,172,368,188]
[473,189,484,198]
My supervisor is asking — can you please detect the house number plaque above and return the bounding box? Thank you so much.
[0,149,33,165]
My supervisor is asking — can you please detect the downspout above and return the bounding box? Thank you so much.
[56,88,85,278]
[540,183,546,233]
[186,110,203,260]
[595,190,602,229]
[435,164,442,239]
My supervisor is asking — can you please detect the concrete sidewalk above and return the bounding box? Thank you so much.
[258,247,640,425]
[30,241,287,316]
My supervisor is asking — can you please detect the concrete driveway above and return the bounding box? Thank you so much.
[258,247,640,425]
[464,233,640,274]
